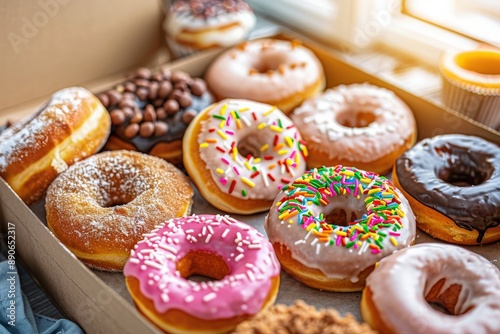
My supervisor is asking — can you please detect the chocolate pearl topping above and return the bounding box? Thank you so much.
[97,67,212,143]
[139,122,155,138]
[110,109,126,126]
[154,122,168,136]
[182,110,197,124]
[124,123,140,138]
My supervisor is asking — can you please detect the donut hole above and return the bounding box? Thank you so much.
[104,195,137,207]
[436,145,493,186]
[252,53,288,73]
[425,278,466,316]
[177,251,230,282]
[237,135,265,159]
[336,110,376,128]
[324,208,361,226]
[101,184,142,207]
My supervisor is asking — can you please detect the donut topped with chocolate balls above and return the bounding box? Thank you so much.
[97,67,213,165]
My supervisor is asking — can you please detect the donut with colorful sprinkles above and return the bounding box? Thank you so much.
[183,99,308,214]
[265,166,416,291]
[124,214,281,334]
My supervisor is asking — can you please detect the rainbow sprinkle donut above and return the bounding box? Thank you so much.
[183,99,308,214]
[265,165,416,291]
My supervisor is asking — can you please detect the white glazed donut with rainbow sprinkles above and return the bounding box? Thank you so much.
[123,214,280,334]
[265,165,416,292]
[183,99,308,214]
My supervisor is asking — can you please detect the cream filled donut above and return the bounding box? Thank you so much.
[205,38,325,114]
[265,166,416,291]
[183,99,308,214]
[124,214,281,334]
[291,83,417,175]
[361,243,500,334]
[0,87,111,205]
[164,0,256,57]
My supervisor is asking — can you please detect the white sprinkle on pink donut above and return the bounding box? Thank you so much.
[124,214,280,319]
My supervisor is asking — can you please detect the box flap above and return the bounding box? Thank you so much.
[0,0,164,112]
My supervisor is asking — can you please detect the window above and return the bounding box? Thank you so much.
[404,0,500,47]
[247,0,498,61]
[247,0,397,50]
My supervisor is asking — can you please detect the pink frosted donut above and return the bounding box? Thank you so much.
[123,214,281,334]
[205,38,325,114]
[361,243,500,334]
[291,83,417,175]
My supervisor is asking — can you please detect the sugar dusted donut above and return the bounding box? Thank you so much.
[361,243,500,334]
[0,87,111,205]
[393,134,500,245]
[291,83,417,175]
[265,166,416,291]
[45,150,194,272]
[205,38,325,114]
[183,99,308,214]
[124,214,280,334]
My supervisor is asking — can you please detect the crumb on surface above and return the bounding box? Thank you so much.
[232,300,377,334]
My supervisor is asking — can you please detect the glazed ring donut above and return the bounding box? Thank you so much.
[204,38,325,114]
[0,87,111,205]
[183,99,308,214]
[393,134,500,245]
[45,150,194,272]
[98,67,213,166]
[265,166,416,292]
[291,83,417,175]
[361,243,500,334]
[124,214,281,334]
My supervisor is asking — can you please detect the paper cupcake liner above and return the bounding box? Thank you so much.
[440,75,500,131]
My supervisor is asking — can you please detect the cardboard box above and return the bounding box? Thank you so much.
[1,3,499,334]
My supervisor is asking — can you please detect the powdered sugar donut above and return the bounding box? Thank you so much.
[0,87,111,205]
[45,150,194,271]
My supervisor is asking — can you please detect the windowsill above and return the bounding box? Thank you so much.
[319,14,487,114]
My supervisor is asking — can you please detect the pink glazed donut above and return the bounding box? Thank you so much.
[205,38,325,114]
[124,214,280,334]
[291,83,417,175]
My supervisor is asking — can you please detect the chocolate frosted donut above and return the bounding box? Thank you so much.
[393,134,500,244]
[98,67,213,165]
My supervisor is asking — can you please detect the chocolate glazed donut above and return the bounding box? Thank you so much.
[98,67,213,165]
[393,134,500,244]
